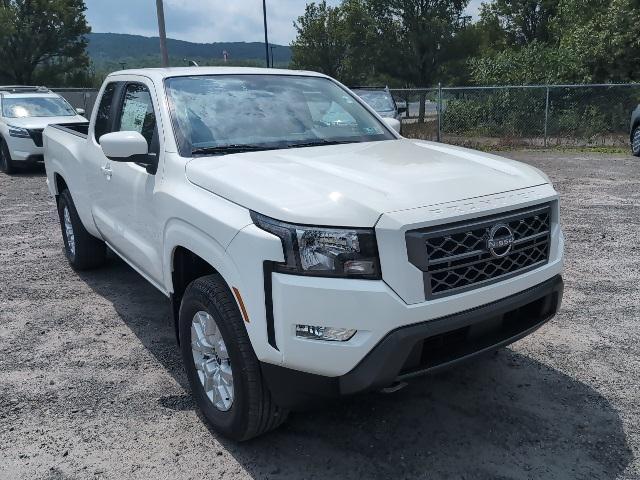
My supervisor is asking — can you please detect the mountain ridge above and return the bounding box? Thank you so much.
[87,32,292,68]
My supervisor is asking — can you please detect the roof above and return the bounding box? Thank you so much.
[0,86,51,96]
[106,66,328,81]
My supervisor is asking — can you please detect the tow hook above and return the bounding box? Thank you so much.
[380,381,408,394]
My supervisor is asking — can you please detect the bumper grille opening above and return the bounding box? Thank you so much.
[399,291,559,377]
[28,129,44,147]
[407,203,552,298]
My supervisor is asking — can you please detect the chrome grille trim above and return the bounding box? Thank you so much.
[406,203,552,299]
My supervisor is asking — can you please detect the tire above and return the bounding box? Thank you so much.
[179,274,288,441]
[632,126,640,157]
[0,137,15,174]
[57,189,107,270]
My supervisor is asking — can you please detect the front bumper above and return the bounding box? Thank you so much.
[262,274,563,409]
[6,136,42,161]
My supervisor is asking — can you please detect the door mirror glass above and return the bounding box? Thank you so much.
[382,117,401,133]
[99,131,149,161]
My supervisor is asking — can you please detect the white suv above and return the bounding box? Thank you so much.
[0,86,86,174]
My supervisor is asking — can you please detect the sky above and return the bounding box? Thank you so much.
[84,0,484,45]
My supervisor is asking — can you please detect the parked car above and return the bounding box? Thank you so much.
[0,86,86,174]
[630,105,640,156]
[351,86,405,120]
[44,68,564,441]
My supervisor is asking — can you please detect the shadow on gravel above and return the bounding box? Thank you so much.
[5,164,46,176]
[80,256,632,480]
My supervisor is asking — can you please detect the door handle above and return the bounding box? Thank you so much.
[100,165,112,180]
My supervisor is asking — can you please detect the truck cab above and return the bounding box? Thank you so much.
[44,67,564,441]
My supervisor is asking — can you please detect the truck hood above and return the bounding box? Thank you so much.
[185,139,549,227]
[5,115,87,129]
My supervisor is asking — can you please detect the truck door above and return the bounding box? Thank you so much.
[89,80,165,286]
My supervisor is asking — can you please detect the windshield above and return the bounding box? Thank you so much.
[1,96,76,118]
[165,75,395,156]
[353,90,396,112]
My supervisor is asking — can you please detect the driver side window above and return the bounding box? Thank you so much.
[117,83,157,149]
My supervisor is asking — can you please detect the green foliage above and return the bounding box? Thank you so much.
[471,0,640,85]
[290,1,349,79]
[438,85,640,146]
[0,0,91,85]
[442,88,546,136]
[291,0,474,86]
[480,0,558,46]
[368,0,470,85]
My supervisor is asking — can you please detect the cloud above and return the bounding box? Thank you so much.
[85,0,481,45]
[85,0,341,45]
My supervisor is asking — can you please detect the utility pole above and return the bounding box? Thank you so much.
[156,0,170,67]
[270,46,276,68]
[262,0,270,68]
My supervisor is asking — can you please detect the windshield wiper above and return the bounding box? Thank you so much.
[285,139,357,149]
[191,144,272,156]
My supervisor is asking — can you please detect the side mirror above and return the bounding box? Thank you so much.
[397,106,407,115]
[76,108,85,116]
[99,131,149,161]
[382,117,402,134]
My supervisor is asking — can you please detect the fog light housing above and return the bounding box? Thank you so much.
[296,325,356,342]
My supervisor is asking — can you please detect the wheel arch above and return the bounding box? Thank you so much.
[53,172,68,198]
[164,219,244,343]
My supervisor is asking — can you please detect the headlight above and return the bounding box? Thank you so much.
[8,126,30,138]
[251,211,381,279]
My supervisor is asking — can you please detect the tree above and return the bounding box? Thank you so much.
[479,0,559,47]
[291,0,471,87]
[0,0,91,85]
[553,0,640,83]
[368,0,470,86]
[290,1,348,79]
[470,0,640,84]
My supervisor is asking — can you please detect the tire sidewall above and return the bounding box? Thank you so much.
[57,191,78,265]
[179,282,251,437]
[633,128,640,156]
[0,138,12,173]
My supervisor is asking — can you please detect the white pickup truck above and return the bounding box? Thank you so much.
[44,67,564,441]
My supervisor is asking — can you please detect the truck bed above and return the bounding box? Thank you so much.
[50,122,89,139]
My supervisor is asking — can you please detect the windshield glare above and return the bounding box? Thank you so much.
[353,90,395,112]
[165,75,395,156]
[1,96,76,118]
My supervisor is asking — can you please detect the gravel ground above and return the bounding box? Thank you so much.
[0,151,638,480]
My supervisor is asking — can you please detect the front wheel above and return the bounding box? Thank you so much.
[179,275,288,441]
[632,127,640,157]
[0,138,15,174]
[57,189,107,270]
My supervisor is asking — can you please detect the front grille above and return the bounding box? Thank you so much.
[406,203,552,298]
[28,129,44,147]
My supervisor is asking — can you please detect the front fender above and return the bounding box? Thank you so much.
[163,218,242,294]
[163,218,284,366]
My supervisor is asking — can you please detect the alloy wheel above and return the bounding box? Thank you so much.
[191,310,234,411]
[63,207,76,256]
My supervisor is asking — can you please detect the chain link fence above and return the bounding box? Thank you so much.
[50,84,639,149]
[391,84,640,149]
